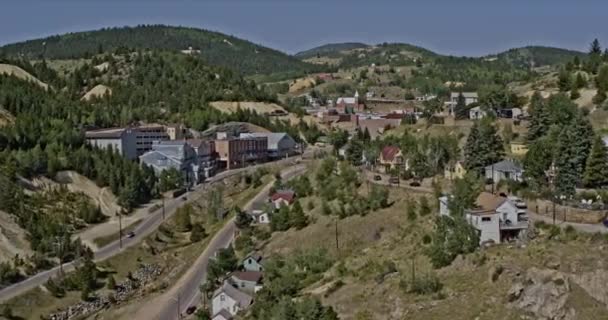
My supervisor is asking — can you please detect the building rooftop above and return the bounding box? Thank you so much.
[212,309,233,320]
[230,271,263,283]
[450,92,478,99]
[486,159,523,173]
[85,127,128,139]
[470,192,506,215]
[213,282,253,307]
[381,146,401,161]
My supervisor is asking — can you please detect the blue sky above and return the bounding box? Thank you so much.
[1,0,606,56]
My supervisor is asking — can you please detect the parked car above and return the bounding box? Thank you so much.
[409,181,421,187]
[186,306,197,315]
[127,231,135,238]
[373,175,382,181]
[181,196,188,201]
[603,219,608,228]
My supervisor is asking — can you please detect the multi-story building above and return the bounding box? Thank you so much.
[447,92,478,115]
[239,133,296,159]
[134,124,170,156]
[439,192,529,244]
[85,124,171,158]
[139,141,200,185]
[186,139,217,178]
[85,127,138,159]
[214,132,268,169]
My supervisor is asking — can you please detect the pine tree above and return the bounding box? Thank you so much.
[590,38,602,55]
[557,70,572,92]
[583,136,608,188]
[234,207,252,229]
[554,126,579,198]
[106,275,116,290]
[190,223,206,242]
[526,92,550,142]
[464,119,504,173]
[454,92,468,119]
[290,201,308,230]
[523,137,554,189]
[575,73,587,89]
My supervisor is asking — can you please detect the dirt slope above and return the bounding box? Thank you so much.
[0,64,48,90]
[82,84,112,101]
[55,171,121,217]
[210,101,286,114]
[0,210,32,263]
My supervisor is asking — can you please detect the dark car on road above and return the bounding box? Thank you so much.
[186,306,197,315]
[409,181,421,187]
[127,231,135,238]
[373,175,382,181]
[603,219,608,228]
[389,176,399,184]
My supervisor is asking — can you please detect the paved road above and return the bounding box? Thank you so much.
[138,164,307,320]
[0,157,301,303]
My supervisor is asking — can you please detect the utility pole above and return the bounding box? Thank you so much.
[177,292,181,319]
[552,198,556,225]
[491,164,495,194]
[118,212,123,249]
[162,197,166,220]
[335,218,339,256]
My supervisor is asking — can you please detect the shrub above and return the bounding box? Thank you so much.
[406,273,443,295]
[422,234,432,244]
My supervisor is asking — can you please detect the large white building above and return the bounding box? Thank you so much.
[439,192,529,244]
[85,124,171,159]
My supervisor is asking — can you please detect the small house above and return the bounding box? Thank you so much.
[444,161,467,180]
[228,271,263,293]
[248,209,270,224]
[211,282,253,318]
[242,252,264,272]
[485,159,524,183]
[271,190,296,209]
[378,146,407,173]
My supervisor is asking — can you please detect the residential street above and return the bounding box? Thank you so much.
[134,164,307,320]
[0,157,301,303]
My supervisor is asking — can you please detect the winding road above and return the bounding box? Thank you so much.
[0,158,300,303]
[135,164,307,320]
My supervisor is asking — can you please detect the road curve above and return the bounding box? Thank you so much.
[138,164,307,320]
[0,158,298,303]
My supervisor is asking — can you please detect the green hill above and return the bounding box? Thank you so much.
[295,42,370,59]
[0,25,323,76]
[491,46,586,68]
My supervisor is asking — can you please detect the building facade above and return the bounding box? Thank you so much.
[139,141,200,185]
[85,128,138,159]
[214,133,268,169]
[239,133,296,159]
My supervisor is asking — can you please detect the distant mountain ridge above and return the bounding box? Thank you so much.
[0,25,323,76]
[295,42,370,59]
[296,41,586,68]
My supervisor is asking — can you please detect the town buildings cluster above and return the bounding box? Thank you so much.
[85,124,297,186]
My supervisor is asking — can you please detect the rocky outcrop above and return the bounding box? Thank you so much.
[508,267,576,320]
[570,269,608,308]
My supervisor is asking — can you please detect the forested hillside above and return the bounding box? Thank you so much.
[295,42,370,59]
[0,25,326,77]
[494,46,586,68]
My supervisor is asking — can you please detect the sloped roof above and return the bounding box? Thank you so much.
[244,252,263,263]
[271,190,295,203]
[337,97,357,105]
[471,192,506,214]
[381,146,401,161]
[212,309,233,320]
[486,160,523,173]
[85,127,127,139]
[230,271,263,283]
[139,150,181,167]
[240,132,293,150]
[213,282,253,307]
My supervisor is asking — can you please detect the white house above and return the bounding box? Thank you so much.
[212,309,233,320]
[228,271,264,293]
[485,159,524,183]
[448,92,478,115]
[469,106,488,120]
[248,210,270,224]
[439,192,528,244]
[270,190,295,209]
[212,282,253,318]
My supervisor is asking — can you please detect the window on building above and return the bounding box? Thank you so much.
[220,294,225,301]
[481,217,491,222]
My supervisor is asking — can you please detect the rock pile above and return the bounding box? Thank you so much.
[48,264,161,320]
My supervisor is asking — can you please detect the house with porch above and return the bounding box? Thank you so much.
[438,192,529,244]
[485,159,524,183]
[270,190,296,209]
[378,146,408,173]
[228,271,263,294]
[212,282,253,319]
